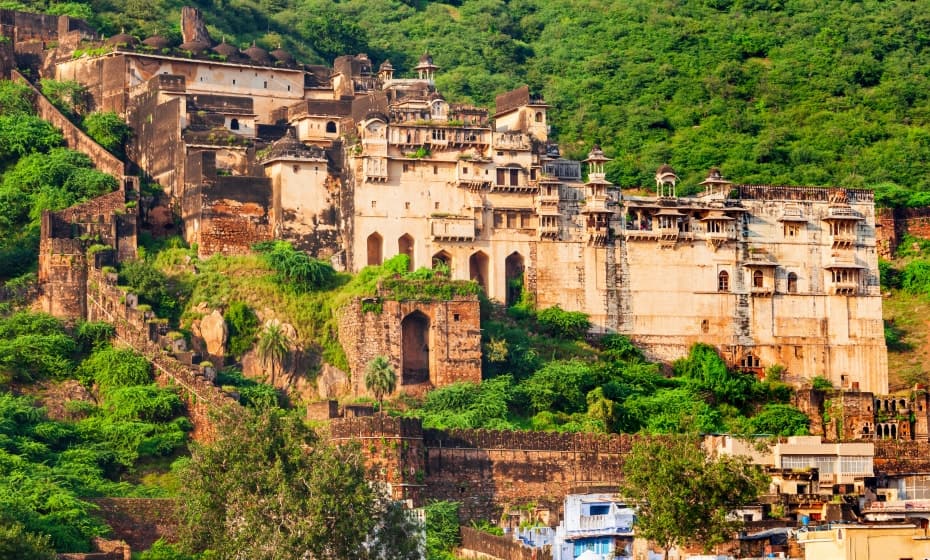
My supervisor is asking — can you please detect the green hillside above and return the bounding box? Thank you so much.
[7,0,930,196]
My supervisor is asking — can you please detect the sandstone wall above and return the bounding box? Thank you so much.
[13,69,125,178]
[876,207,930,259]
[85,265,238,441]
[89,499,177,552]
[339,295,482,396]
[422,429,629,521]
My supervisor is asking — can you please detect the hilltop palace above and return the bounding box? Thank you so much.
[5,7,887,393]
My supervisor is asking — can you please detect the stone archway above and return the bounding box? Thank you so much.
[367,232,383,266]
[469,251,489,293]
[401,311,430,385]
[398,234,414,271]
[432,250,452,274]
[505,251,525,306]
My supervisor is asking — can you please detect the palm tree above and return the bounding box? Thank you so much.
[257,322,291,387]
[365,356,397,414]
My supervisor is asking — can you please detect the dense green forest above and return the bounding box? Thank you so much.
[4,0,930,199]
[0,311,190,554]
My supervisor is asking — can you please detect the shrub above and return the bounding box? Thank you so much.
[226,301,259,358]
[902,259,930,295]
[102,385,183,422]
[747,404,810,436]
[75,320,114,353]
[77,346,151,392]
[82,111,132,157]
[425,501,461,559]
[811,375,834,391]
[253,241,335,291]
[536,305,591,340]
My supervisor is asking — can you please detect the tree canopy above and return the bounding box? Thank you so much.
[177,406,420,559]
[619,433,768,558]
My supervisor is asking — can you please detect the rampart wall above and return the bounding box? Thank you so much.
[876,207,930,259]
[12,69,125,178]
[85,265,238,441]
[88,499,177,552]
[331,416,628,520]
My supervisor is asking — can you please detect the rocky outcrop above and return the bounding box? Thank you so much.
[180,6,212,49]
[199,309,228,360]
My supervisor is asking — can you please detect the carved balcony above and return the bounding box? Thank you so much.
[430,216,476,241]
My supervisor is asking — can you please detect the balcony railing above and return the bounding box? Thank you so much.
[832,232,857,247]
[493,132,531,150]
[570,514,635,534]
[539,224,560,238]
[581,197,612,214]
[831,281,859,295]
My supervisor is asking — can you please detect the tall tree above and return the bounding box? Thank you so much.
[619,434,768,559]
[256,322,291,387]
[177,406,420,559]
[365,356,396,413]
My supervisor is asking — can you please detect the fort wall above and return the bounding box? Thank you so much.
[876,207,930,259]
[85,265,238,441]
[88,499,177,552]
[12,69,125,178]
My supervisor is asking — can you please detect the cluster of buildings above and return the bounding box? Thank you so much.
[4,6,889,394]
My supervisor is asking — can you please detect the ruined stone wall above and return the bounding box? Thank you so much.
[88,499,177,552]
[12,69,126,178]
[422,429,629,521]
[37,236,87,318]
[196,176,273,256]
[874,440,930,473]
[85,266,238,441]
[876,207,930,259]
[55,54,129,115]
[338,295,482,396]
[331,416,628,520]
[330,416,426,504]
[37,187,136,319]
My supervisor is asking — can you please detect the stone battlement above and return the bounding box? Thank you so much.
[736,184,874,203]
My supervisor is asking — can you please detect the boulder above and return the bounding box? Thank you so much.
[200,309,228,358]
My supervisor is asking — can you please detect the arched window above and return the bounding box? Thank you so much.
[230,118,240,130]
[787,272,798,293]
[718,270,729,292]
[325,121,337,134]
[398,234,414,271]
[752,270,764,288]
[535,111,544,123]
[366,232,383,266]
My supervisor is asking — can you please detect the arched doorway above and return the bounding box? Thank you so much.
[505,252,525,306]
[398,234,414,271]
[366,232,383,266]
[432,250,451,275]
[469,251,489,293]
[401,311,430,385]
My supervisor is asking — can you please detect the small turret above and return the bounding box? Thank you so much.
[655,164,678,199]
[414,52,439,82]
[378,60,395,83]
